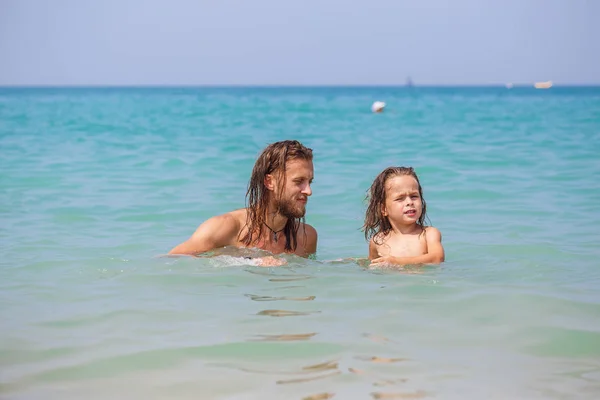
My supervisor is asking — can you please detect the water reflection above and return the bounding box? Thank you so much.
[249,332,317,342]
[302,393,335,400]
[373,378,409,386]
[269,276,313,282]
[245,294,316,301]
[355,356,409,363]
[370,390,427,399]
[363,333,393,344]
[257,309,320,317]
[276,370,341,384]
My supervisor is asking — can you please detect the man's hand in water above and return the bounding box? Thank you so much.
[256,256,287,267]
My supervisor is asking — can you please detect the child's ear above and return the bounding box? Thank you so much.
[381,205,388,217]
[264,174,275,191]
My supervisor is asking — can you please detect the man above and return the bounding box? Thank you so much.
[169,140,317,262]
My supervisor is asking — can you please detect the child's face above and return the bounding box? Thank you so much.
[382,175,423,226]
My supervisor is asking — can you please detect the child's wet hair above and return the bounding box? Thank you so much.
[362,166,428,241]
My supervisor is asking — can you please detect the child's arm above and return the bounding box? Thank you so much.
[370,227,445,267]
[368,238,379,260]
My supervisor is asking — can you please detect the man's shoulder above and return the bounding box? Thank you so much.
[223,208,248,222]
[297,221,317,256]
[203,209,245,231]
[301,222,318,236]
[300,222,318,247]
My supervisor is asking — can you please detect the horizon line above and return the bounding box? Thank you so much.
[1,83,599,89]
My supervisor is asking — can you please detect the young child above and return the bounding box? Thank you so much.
[363,167,445,267]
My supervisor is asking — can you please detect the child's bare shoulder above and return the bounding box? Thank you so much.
[423,226,442,240]
[371,231,390,245]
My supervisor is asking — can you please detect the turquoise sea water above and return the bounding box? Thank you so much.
[1,86,600,399]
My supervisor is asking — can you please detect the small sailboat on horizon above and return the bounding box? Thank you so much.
[534,81,553,89]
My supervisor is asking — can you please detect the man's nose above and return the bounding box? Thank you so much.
[303,183,312,196]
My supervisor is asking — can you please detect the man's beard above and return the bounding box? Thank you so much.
[275,197,306,219]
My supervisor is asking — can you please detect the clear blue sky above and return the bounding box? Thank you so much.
[1,0,598,85]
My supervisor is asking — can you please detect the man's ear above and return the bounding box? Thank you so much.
[264,174,275,191]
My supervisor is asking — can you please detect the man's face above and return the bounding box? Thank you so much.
[273,158,314,218]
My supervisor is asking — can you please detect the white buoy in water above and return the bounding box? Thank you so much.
[371,101,386,113]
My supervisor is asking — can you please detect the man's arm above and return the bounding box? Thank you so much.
[370,227,445,266]
[168,214,240,256]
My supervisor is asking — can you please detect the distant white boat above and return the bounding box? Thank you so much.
[371,101,386,113]
[534,81,553,89]
[505,83,513,89]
